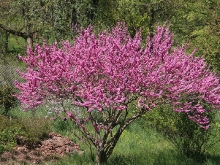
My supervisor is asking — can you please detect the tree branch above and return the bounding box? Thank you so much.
[0,23,36,39]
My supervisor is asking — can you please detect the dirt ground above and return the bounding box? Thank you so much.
[0,132,81,165]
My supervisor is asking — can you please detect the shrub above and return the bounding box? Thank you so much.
[18,117,52,147]
[0,115,24,153]
[0,114,52,153]
[0,85,17,115]
[143,104,220,161]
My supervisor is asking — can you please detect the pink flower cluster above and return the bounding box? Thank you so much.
[15,23,220,128]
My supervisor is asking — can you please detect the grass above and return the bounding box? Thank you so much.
[7,106,49,118]
[1,106,220,165]
[7,35,26,54]
[48,118,220,165]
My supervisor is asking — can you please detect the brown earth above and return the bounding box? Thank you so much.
[0,132,81,165]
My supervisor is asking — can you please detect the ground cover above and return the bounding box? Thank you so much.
[0,107,220,165]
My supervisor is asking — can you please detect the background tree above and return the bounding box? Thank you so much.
[16,23,220,164]
[187,0,220,72]
[0,0,21,52]
[0,0,38,49]
[96,0,179,38]
[169,0,220,72]
[0,0,79,49]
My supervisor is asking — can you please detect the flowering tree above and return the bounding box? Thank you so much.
[15,23,220,164]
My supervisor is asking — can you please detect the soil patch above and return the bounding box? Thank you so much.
[0,132,81,165]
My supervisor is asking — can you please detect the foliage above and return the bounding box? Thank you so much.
[109,0,150,38]
[0,115,24,153]
[0,0,75,48]
[144,104,220,161]
[18,117,52,147]
[0,113,51,154]
[0,0,102,49]
[15,23,220,164]
[96,0,180,39]
[1,0,219,73]
[169,0,220,72]
[0,85,17,115]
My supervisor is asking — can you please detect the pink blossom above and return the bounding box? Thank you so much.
[66,112,75,120]
[16,23,220,130]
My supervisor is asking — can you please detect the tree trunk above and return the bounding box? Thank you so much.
[4,31,9,53]
[96,149,107,165]
[0,23,34,50]
[26,36,33,49]
[25,16,33,49]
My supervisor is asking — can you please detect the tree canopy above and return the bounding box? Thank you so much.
[15,23,220,164]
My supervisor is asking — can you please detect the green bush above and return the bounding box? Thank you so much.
[0,115,24,153]
[18,117,52,147]
[0,114,52,153]
[143,104,220,161]
[0,85,18,115]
